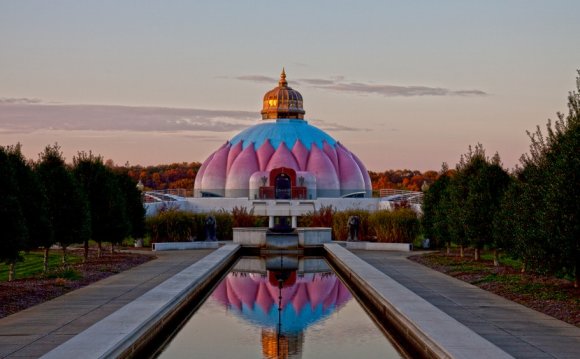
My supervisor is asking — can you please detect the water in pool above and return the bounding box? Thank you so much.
[156,256,403,359]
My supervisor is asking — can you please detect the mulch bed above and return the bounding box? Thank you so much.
[409,250,580,327]
[0,249,153,319]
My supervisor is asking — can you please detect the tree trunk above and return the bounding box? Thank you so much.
[97,242,102,258]
[459,245,464,257]
[521,260,526,273]
[110,242,114,254]
[61,247,67,265]
[43,247,50,273]
[474,248,480,261]
[84,240,89,261]
[8,263,15,282]
[446,242,451,255]
[493,249,500,267]
[575,254,579,288]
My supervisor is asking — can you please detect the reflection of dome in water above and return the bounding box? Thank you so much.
[194,70,372,198]
[212,272,351,334]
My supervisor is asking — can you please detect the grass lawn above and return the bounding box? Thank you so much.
[0,250,83,282]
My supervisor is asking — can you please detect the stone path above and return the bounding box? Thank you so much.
[0,249,214,359]
[352,250,580,359]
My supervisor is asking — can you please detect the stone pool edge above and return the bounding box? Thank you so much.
[324,243,513,359]
[40,244,240,359]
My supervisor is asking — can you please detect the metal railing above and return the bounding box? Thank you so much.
[143,188,188,203]
[379,188,424,205]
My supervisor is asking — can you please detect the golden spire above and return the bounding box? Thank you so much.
[261,68,305,120]
[279,67,287,87]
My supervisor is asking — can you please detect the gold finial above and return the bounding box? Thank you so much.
[261,68,305,120]
[279,67,287,87]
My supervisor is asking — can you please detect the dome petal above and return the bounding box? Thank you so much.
[350,150,372,192]
[291,139,309,171]
[336,144,365,195]
[306,145,340,196]
[200,142,230,196]
[226,141,243,175]
[322,141,339,172]
[194,149,216,195]
[266,142,299,171]
[256,139,275,171]
[226,144,259,197]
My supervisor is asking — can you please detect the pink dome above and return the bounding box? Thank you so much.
[194,72,371,198]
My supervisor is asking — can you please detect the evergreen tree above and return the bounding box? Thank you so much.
[495,71,580,285]
[114,171,146,241]
[73,152,129,257]
[0,147,27,281]
[422,163,451,250]
[36,144,90,264]
[449,145,510,260]
[5,144,53,272]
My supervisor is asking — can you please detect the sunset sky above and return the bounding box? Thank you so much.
[1,0,579,171]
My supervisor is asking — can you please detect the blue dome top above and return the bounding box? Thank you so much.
[230,119,337,151]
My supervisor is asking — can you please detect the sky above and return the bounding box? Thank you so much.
[1,0,579,171]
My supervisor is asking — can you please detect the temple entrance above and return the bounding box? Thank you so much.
[275,173,291,199]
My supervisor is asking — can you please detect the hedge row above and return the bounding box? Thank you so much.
[147,206,419,243]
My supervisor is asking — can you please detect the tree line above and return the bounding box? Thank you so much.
[120,163,439,195]
[0,144,145,281]
[422,72,580,286]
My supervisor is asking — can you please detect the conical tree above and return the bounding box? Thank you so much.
[73,152,129,257]
[0,147,27,281]
[36,144,90,264]
[5,144,53,272]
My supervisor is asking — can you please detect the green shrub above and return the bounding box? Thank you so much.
[214,211,233,240]
[369,209,420,243]
[146,208,196,242]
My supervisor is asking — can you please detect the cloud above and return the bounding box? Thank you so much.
[235,75,278,83]
[308,119,369,132]
[0,97,42,104]
[297,78,335,86]
[319,82,486,97]
[234,74,487,97]
[0,102,258,134]
[321,82,488,97]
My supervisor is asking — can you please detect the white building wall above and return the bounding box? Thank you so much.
[144,197,421,216]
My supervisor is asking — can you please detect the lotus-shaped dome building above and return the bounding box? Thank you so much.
[194,69,372,199]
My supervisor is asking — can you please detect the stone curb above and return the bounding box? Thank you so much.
[324,243,514,359]
[40,244,240,359]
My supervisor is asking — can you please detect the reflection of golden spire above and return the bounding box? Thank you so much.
[261,329,303,359]
[279,67,287,87]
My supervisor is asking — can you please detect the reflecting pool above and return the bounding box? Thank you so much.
[156,256,403,359]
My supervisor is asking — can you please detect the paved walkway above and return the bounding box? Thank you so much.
[0,249,214,359]
[1,248,579,358]
[352,250,580,359]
